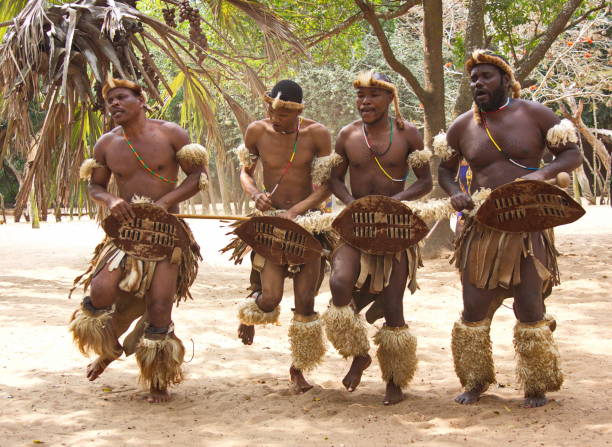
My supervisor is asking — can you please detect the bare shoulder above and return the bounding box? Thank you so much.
[301,118,329,135]
[245,119,268,136]
[397,120,424,151]
[337,120,361,139]
[397,120,420,138]
[517,99,559,127]
[447,110,472,145]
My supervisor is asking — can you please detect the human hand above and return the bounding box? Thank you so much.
[253,192,273,212]
[278,209,299,220]
[450,192,474,212]
[153,199,170,212]
[519,171,546,182]
[108,197,135,222]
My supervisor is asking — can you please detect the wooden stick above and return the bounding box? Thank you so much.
[173,214,250,221]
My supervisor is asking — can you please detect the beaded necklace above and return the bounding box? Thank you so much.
[124,134,178,183]
[480,98,538,171]
[362,118,408,182]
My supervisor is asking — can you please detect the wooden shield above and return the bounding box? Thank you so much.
[234,216,322,266]
[102,203,189,261]
[332,195,429,255]
[475,180,585,233]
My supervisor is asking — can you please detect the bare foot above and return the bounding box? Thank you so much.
[146,387,172,404]
[342,354,371,392]
[238,323,255,345]
[86,357,114,381]
[290,366,313,394]
[383,381,404,405]
[454,383,487,405]
[523,394,548,408]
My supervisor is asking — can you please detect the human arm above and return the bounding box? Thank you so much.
[392,124,433,201]
[328,127,355,206]
[521,105,582,182]
[154,123,205,211]
[239,122,273,212]
[437,123,474,211]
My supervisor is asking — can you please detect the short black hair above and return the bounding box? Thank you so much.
[269,80,303,104]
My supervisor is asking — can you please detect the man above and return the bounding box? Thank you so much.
[437,50,582,408]
[69,78,208,403]
[228,80,338,393]
[326,71,433,405]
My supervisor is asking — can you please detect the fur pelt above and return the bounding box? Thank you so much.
[79,158,103,180]
[322,304,370,358]
[130,195,154,204]
[237,298,280,325]
[176,143,209,168]
[234,144,258,169]
[136,331,185,390]
[69,303,122,359]
[373,324,417,388]
[288,313,326,372]
[263,92,305,111]
[432,132,455,161]
[514,321,563,397]
[407,149,432,168]
[311,153,344,185]
[546,119,578,147]
[451,318,496,392]
[405,188,491,221]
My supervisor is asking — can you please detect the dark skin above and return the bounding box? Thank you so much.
[86,87,204,403]
[330,86,432,405]
[237,105,332,393]
[438,64,581,408]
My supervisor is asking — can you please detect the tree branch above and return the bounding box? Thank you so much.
[528,1,607,44]
[515,0,584,82]
[354,0,426,101]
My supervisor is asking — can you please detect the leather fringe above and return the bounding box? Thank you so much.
[322,304,370,358]
[451,318,496,392]
[355,245,422,295]
[514,320,563,397]
[136,331,185,390]
[373,324,417,388]
[288,313,326,372]
[237,298,280,326]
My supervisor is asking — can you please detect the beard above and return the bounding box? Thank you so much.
[474,85,508,112]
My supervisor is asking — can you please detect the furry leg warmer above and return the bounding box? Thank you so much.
[237,298,280,325]
[322,304,370,358]
[69,297,122,359]
[288,313,326,372]
[373,324,417,388]
[514,320,563,397]
[135,324,185,391]
[451,318,496,392]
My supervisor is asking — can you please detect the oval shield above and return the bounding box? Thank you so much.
[475,180,585,232]
[332,195,429,255]
[102,203,189,261]
[234,216,323,266]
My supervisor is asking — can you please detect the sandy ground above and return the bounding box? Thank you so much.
[1,206,611,447]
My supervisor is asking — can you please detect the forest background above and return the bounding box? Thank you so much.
[0,0,609,252]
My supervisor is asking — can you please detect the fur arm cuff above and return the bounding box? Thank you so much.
[176,143,209,168]
[311,153,344,185]
[405,188,491,221]
[234,144,258,169]
[546,119,578,147]
[407,149,432,168]
[432,132,457,161]
[79,158,104,180]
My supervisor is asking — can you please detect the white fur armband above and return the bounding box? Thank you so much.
[546,119,578,147]
[234,144,258,169]
[79,158,104,180]
[176,143,209,168]
[311,153,344,185]
[432,132,456,161]
[407,149,432,168]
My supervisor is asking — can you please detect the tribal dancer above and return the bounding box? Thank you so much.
[69,78,207,403]
[223,80,339,393]
[437,50,582,407]
[326,71,432,405]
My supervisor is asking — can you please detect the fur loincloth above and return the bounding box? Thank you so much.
[70,219,201,302]
[452,218,559,295]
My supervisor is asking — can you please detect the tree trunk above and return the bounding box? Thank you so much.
[452,0,486,118]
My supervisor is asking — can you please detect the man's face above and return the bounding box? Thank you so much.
[356,87,392,125]
[470,64,509,112]
[268,106,301,133]
[105,87,145,124]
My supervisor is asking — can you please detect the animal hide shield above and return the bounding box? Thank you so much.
[102,203,189,261]
[475,180,585,232]
[234,216,323,266]
[332,195,429,255]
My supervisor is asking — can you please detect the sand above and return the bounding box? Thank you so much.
[1,206,611,446]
